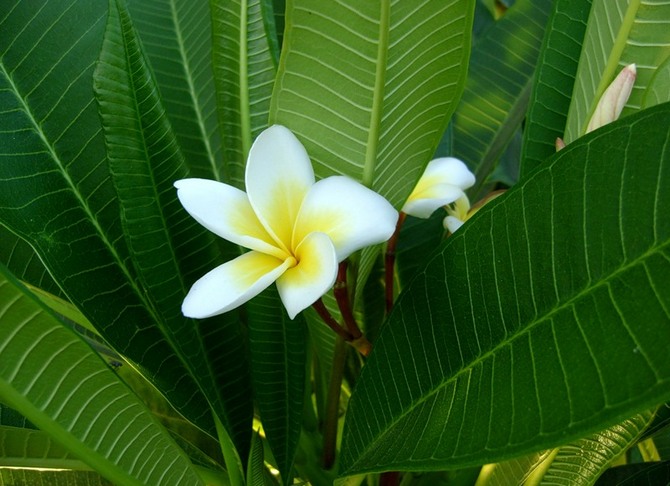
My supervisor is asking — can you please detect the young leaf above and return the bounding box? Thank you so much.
[94,0,253,456]
[127,0,223,180]
[0,0,213,436]
[452,0,554,198]
[0,264,203,486]
[520,0,593,177]
[340,103,670,475]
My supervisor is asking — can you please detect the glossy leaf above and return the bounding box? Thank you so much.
[247,288,306,484]
[0,425,87,469]
[643,54,670,109]
[211,0,277,189]
[340,103,670,475]
[94,0,252,454]
[452,0,553,198]
[540,411,654,485]
[0,264,203,486]
[564,0,670,142]
[127,0,223,180]
[520,0,593,177]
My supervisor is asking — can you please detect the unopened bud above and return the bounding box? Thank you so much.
[586,64,636,134]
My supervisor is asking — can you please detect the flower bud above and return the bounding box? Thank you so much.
[586,64,636,134]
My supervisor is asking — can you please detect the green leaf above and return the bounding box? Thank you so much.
[0,264,203,486]
[0,468,113,486]
[452,0,553,198]
[126,0,223,181]
[0,0,214,437]
[0,425,86,469]
[246,431,279,486]
[564,0,670,142]
[643,54,670,109]
[94,0,253,454]
[247,288,306,484]
[0,227,63,298]
[520,0,593,177]
[474,450,553,485]
[212,0,277,188]
[270,0,473,208]
[540,411,655,485]
[340,103,670,475]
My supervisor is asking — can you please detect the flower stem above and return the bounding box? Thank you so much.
[322,336,347,469]
[312,299,353,341]
[334,261,361,339]
[385,211,406,314]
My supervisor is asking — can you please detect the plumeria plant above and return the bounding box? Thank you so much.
[1,0,669,485]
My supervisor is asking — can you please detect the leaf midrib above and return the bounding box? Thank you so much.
[351,224,670,468]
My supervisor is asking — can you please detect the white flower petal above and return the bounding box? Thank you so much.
[245,125,315,249]
[414,157,475,194]
[293,176,399,261]
[276,232,338,319]
[444,215,465,234]
[182,251,292,319]
[402,183,465,218]
[174,178,286,259]
[586,64,636,134]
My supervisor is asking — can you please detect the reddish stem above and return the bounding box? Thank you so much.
[334,261,361,339]
[312,299,352,341]
[385,212,406,315]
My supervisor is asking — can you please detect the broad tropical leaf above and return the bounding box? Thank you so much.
[270,0,473,209]
[94,0,253,455]
[211,0,277,189]
[340,103,670,475]
[643,54,670,108]
[564,0,670,142]
[452,0,553,198]
[127,0,223,180]
[0,0,214,436]
[0,264,203,486]
[520,0,593,177]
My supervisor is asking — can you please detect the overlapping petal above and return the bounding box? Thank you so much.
[245,125,315,248]
[292,176,399,261]
[182,251,293,319]
[586,63,636,134]
[276,232,338,319]
[402,157,475,219]
[174,178,286,259]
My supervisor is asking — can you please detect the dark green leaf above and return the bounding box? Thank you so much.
[94,0,252,454]
[340,103,670,475]
[520,0,593,177]
[0,0,214,435]
[127,0,223,181]
[248,288,306,484]
[452,0,553,198]
[595,461,670,486]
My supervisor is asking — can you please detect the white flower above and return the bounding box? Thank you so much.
[586,63,636,134]
[443,195,471,234]
[401,157,475,218]
[175,125,398,319]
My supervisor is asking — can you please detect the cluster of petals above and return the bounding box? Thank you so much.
[175,125,398,319]
[401,157,475,220]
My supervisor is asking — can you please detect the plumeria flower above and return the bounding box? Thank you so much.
[175,125,398,320]
[401,157,475,218]
[444,190,505,234]
[586,63,636,134]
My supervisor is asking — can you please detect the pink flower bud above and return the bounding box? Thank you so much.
[586,64,636,134]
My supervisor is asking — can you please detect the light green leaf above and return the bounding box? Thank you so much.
[340,103,670,475]
[539,411,655,485]
[564,0,670,142]
[643,54,670,108]
[452,0,553,198]
[0,468,112,486]
[520,0,594,177]
[0,0,214,437]
[212,0,277,188]
[127,0,223,180]
[247,288,306,484]
[0,264,203,486]
[94,0,253,454]
[270,0,473,208]
[475,450,553,486]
